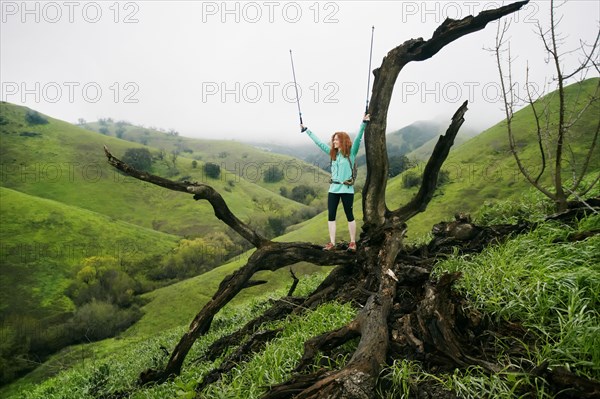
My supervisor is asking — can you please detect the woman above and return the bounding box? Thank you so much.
[301,114,370,251]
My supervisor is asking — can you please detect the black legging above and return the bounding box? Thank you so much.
[328,193,355,222]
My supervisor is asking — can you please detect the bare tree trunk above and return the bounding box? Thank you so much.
[495,0,600,211]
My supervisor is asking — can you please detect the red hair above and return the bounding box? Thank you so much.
[329,132,352,161]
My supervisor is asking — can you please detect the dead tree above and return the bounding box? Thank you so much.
[494,0,600,212]
[104,1,530,397]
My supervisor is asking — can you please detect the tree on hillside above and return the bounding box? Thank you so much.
[494,0,600,211]
[388,154,412,177]
[115,127,126,139]
[122,148,153,172]
[203,162,221,179]
[263,165,284,183]
[102,2,598,397]
[170,150,179,169]
[25,110,48,125]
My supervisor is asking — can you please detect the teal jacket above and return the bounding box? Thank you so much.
[305,122,366,194]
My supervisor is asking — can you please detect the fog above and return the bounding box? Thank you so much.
[1,1,598,145]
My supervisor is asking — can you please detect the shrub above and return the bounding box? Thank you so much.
[68,300,142,342]
[437,169,450,186]
[401,169,449,189]
[122,148,153,172]
[25,110,48,125]
[268,216,286,236]
[0,322,31,384]
[154,233,235,280]
[402,171,421,188]
[290,184,317,204]
[204,163,221,179]
[388,155,411,177]
[263,165,284,183]
[67,256,140,308]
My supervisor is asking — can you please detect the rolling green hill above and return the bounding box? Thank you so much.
[0,101,333,386]
[0,186,181,318]
[0,102,326,239]
[393,77,600,237]
[82,118,331,201]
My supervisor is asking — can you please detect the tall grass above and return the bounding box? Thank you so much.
[8,202,599,398]
[10,271,357,399]
[423,211,600,397]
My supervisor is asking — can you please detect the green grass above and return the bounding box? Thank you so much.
[5,210,598,398]
[0,186,181,318]
[5,271,355,399]
[424,213,600,398]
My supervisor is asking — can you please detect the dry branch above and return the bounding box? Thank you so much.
[104,146,268,248]
[391,100,468,221]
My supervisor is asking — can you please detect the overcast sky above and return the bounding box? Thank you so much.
[1,0,598,145]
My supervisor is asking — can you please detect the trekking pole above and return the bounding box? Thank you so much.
[289,49,303,131]
[365,26,375,114]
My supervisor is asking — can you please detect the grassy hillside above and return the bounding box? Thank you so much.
[0,102,331,386]
[82,118,331,202]
[4,208,598,398]
[0,102,325,238]
[390,77,600,238]
[0,186,181,319]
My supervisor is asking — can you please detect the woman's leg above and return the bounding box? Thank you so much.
[328,221,337,245]
[340,194,356,243]
[348,220,356,243]
[327,193,341,244]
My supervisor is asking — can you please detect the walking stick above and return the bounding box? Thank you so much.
[365,26,375,114]
[289,49,303,131]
